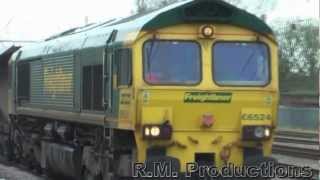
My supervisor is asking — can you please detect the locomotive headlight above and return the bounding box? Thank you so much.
[200,25,215,38]
[142,123,172,140]
[242,126,272,141]
[254,126,265,139]
[150,126,161,136]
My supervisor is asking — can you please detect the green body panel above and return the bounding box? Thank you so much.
[26,53,76,111]
[74,52,81,112]
[142,0,273,34]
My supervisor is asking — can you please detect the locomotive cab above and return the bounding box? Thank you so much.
[128,23,279,174]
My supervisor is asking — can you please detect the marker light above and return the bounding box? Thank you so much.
[200,25,215,38]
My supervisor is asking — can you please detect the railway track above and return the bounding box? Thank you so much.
[273,130,319,159]
[278,162,319,180]
[272,142,320,159]
[273,130,319,179]
[274,135,318,145]
[276,130,318,139]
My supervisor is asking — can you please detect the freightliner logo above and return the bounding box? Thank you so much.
[184,92,232,103]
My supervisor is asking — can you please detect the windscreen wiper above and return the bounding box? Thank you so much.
[146,34,157,73]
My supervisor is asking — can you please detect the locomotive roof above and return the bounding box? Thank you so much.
[18,0,273,60]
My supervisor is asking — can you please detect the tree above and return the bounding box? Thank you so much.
[272,19,319,93]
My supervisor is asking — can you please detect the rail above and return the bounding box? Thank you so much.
[273,129,319,180]
[274,130,319,159]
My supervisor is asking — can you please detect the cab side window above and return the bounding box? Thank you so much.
[115,49,132,86]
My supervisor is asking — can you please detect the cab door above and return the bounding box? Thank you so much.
[104,47,114,113]
[103,46,134,129]
[114,48,133,129]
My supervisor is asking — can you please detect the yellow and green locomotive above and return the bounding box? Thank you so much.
[7,0,279,179]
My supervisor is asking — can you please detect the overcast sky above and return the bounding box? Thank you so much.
[0,0,319,42]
